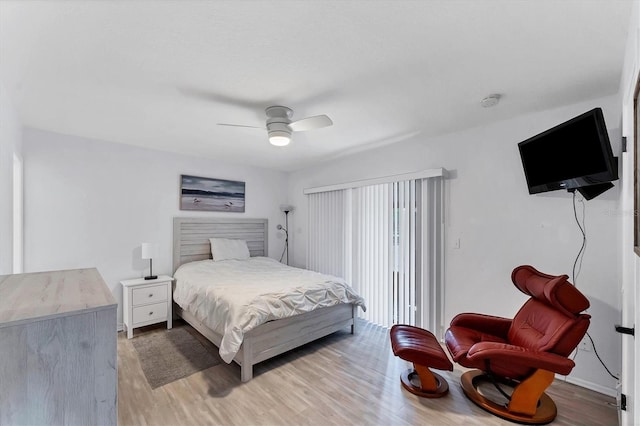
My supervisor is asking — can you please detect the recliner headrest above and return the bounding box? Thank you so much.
[511,265,590,316]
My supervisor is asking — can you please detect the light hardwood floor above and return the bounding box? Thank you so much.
[118,320,618,426]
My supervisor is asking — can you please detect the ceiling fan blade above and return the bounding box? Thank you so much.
[217,123,264,129]
[288,114,333,132]
[178,87,269,111]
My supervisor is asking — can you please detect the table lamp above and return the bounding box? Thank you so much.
[141,243,158,280]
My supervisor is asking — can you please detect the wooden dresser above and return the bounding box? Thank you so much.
[0,268,117,426]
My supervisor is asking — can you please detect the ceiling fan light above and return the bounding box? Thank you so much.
[269,130,291,146]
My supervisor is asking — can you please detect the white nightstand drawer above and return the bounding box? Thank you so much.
[121,275,173,338]
[132,285,167,306]
[132,302,167,324]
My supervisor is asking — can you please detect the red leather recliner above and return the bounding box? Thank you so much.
[445,265,590,424]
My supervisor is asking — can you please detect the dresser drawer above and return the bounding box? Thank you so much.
[132,284,167,306]
[132,302,167,324]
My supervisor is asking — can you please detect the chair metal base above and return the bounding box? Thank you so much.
[400,367,449,398]
[460,370,557,425]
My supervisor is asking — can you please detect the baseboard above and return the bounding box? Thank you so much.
[563,376,617,398]
[117,322,124,332]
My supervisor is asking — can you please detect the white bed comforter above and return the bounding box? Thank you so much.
[173,257,366,363]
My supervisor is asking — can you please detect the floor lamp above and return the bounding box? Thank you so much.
[278,205,294,265]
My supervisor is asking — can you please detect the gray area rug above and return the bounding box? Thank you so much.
[132,326,222,389]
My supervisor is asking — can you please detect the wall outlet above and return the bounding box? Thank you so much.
[578,336,591,352]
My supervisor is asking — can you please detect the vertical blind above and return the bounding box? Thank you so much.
[351,181,417,326]
[352,184,393,326]
[306,171,444,332]
[307,189,349,278]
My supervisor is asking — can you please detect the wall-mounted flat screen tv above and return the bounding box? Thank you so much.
[518,107,618,196]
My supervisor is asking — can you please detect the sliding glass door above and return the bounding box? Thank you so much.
[307,175,443,332]
[350,181,418,327]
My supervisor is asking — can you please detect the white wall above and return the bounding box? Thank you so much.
[23,128,289,327]
[0,81,22,275]
[288,94,622,394]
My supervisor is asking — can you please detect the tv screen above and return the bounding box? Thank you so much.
[518,108,618,195]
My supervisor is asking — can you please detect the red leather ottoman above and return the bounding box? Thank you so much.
[390,324,453,398]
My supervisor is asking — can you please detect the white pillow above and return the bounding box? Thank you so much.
[209,238,250,261]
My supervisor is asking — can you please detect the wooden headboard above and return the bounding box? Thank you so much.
[173,217,268,273]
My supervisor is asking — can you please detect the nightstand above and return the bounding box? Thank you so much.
[121,275,173,339]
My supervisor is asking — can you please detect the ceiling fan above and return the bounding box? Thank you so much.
[217,106,333,146]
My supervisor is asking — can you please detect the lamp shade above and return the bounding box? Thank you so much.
[141,243,157,260]
[269,134,291,146]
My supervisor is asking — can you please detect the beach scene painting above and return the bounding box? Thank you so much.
[180,175,245,212]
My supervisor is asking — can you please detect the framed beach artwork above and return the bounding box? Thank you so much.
[180,175,245,212]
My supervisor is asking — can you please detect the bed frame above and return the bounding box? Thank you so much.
[172,217,357,382]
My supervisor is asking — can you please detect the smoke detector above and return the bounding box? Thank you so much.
[480,94,501,108]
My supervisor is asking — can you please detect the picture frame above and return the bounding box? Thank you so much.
[180,175,245,212]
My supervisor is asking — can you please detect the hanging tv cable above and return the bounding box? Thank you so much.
[572,191,587,284]
[570,191,619,381]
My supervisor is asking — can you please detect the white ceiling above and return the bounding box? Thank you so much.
[0,1,633,172]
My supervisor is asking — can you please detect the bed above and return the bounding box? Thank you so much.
[172,217,365,382]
